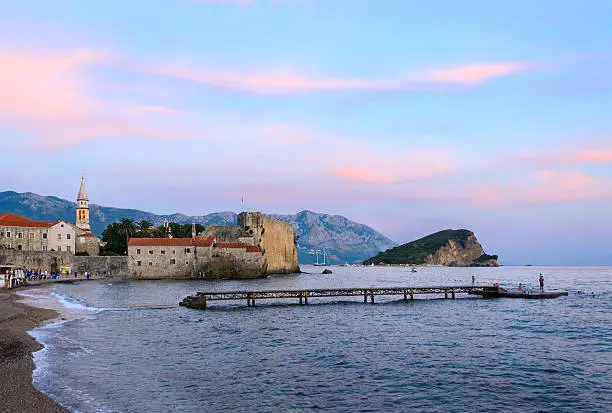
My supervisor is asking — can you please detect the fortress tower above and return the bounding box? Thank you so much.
[76,177,91,232]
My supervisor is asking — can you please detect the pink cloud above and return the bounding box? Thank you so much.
[0,49,193,149]
[424,62,530,85]
[469,169,611,207]
[146,61,532,94]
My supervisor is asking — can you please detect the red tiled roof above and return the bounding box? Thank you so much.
[78,233,99,238]
[129,238,194,246]
[0,213,56,228]
[215,242,248,249]
[128,235,215,247]
[193,236,215,247]
[246,246,263,253]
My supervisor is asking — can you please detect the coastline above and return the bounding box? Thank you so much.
[0,288,68,413]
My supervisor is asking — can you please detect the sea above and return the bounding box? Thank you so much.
[18,265,612,413]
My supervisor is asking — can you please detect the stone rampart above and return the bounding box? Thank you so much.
[0,249,73,271]
[201,226,242,243]
[203,246,266,279]
[238,212,300,274]
[72,256,129,277]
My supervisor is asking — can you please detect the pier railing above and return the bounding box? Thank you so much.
[180,285,501,309]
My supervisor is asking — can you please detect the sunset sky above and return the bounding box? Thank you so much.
[2,0,612,264]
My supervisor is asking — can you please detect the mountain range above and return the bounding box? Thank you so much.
[0,191,397,264]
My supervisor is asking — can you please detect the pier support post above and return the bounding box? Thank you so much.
[445,290,448,299]
[404,290,408,301]
[250,293,256,307]
[451,289,455,299]
[247,296,251,307]
[304,291,309,305]
[299,292,303,305]
[364,291,368,303]
[370,289,375,304]
[410,289,414,300]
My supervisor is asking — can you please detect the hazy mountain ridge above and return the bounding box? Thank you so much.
[0,192,396,264]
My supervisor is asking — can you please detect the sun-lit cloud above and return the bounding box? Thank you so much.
[424,62,530,85]
[0,49,192,149]
[145,61,532,94]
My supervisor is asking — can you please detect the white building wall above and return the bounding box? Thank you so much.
[47,222,76,253]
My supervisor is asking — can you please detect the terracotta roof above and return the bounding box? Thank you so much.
[215,242,248,249]
[78,233,99,238]
[246,246,263,253]
[193,236,215,247]
[128,236,215,247]
[0,213,56,228]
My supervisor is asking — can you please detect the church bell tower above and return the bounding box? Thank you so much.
[76,177,91,231]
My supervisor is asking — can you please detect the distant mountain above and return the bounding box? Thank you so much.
[364,229,499,267]
[0,191,397,264]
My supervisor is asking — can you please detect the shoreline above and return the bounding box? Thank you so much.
[0,287,68,413]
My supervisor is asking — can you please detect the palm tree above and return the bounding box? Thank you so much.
[118,218,138,249]
[138,220,153,233]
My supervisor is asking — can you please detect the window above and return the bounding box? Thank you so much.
[58,246,62,252]
[170,259,176,265]
[67,246,71,252]
[67,234,71,240]
[172,250,176,254]
[17,245,22,251]
[185,261,189,265]
[161,250,166,255]
[0,231,3,237]
[43,246,47,251]
[137,261,142,266]
[137,249,141,254]
[149,262,153,266]
[42,233,47,239]
[149,250,154,255]
[6,232,10,238]
[58,234,62,240]
[30,233,34,239]
[185,248,191,253]
[18,232,23,239]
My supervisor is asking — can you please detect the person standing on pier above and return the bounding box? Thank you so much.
[539,274,545,292]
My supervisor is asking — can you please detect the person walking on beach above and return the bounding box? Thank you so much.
[539,274,544,292]
[472,275,475,285]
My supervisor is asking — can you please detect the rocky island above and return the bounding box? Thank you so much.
[363,229,499,267]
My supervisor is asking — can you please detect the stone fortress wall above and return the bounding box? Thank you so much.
[0,250,128,276]
[238,212,300,275]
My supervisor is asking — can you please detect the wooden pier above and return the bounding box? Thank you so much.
[179,285,503,309]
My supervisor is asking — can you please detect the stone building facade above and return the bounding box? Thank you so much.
[127,236,215,278]
[0,178,100,256]
[0,213,54,252]
[127,212,299,279]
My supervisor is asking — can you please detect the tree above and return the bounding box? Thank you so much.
[101,222,126,255]
[138,220,153,232]
[118,218,138,244]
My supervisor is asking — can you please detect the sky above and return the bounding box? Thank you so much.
[1,0,612,265]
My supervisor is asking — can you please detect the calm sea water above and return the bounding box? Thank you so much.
[25,266,612,413]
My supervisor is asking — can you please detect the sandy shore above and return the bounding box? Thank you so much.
[0,289,68,413]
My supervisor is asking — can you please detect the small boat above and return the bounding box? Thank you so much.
[410,268,417,273]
